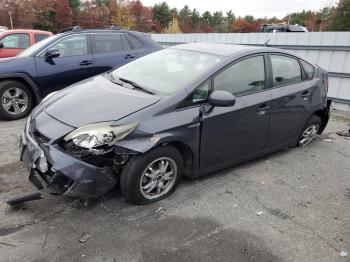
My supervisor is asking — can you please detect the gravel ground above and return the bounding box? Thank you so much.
[0,110,349,262]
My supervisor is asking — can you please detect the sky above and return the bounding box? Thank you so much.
[141,0,336,18]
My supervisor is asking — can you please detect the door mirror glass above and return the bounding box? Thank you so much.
[0,42,3,48]
[208,90,236,107]
[45,48,60,58]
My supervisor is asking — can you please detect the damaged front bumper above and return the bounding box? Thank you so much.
[15,117,119,202]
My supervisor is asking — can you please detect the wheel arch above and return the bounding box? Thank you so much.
[0,74,41,104]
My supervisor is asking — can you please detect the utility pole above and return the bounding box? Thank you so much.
[9,11,13,29]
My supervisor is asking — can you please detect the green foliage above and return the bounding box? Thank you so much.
[327,0,350,31]
[69,0,81,14]
[153,2,172,28]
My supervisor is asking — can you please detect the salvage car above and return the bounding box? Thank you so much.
[14,43,331,205]
[0,27,162,120]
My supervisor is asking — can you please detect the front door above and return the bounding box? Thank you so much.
[34,34,95,97]
[200,55,272,170]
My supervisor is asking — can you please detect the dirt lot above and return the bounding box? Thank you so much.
[0,110,349,262]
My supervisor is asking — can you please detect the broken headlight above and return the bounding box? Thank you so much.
[63,122,139,150]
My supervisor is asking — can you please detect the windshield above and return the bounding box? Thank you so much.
[111,48,223,95]
[17,34,61,57]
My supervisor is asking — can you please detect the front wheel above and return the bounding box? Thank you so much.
[297,115,322,147]
[120,146,183,205]
[0,80,34,120]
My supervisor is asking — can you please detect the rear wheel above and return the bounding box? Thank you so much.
[297,115,322,147]
[120,146,183,205]
[0,80,34,120]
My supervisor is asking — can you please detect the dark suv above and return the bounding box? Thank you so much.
[0,28,162,120]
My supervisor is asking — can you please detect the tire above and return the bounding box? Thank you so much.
[120,145,184,205]
[297,115,322,147]
[0,80,34,120]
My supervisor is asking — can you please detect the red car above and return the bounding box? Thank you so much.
[0,29,53,58]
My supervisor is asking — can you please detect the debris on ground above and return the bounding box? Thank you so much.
[155,207,163,213]
[337,129,350,137]
[0,241,16,247]
[79,233,92,243]
[323,138,334,143]
[340,251,348,257]
[256,211,263,216]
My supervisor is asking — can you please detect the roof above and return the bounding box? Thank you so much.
[0,29,53,34]
[171,43,261,57]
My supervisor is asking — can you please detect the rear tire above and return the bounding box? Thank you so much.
[297,115,322,147]
[0,80,34,120]
[120,146,183,205]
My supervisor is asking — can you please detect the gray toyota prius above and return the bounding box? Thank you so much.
[16,43,331,205]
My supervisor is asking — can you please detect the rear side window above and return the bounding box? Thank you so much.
[35,34,50,43]
[125,34,143,49]
[93,34,123,54]
[214,56,265,97]
[0,33,29,49]
[121,34,131,50]
[271,55,302,87]
[300,60,315,80]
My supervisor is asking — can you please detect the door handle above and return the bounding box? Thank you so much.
[301,91,311,99]
[80,60,92,66]
[124,54,135,59]
[256,104,270,115]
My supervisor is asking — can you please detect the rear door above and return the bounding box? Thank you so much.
[34,34,95,96]
[200,54,272,170]
[266,53,314,147]
[91,33,137,75]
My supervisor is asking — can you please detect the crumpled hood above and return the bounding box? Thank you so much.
[44,75,160,127]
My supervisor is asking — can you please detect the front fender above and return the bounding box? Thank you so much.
[115,133,180,153]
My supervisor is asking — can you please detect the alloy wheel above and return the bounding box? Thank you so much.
[298,124,320,146]
[1,87,28,115]
[139,157,178,200]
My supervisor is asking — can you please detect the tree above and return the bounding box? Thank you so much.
[226,10,235,25]
[179,5,191,24]
[164,16,182,33]
[230,17,249,32]
[69,0,81,15]
[190,8,200,31]
[109,0,134,29]
[244,15,255,24]
[201,11,213,26]
[327,0,350,31]
[153,2,172,28]
[129,0,154,32]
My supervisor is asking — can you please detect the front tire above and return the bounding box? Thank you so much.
[120,146,183,205]
[0,80,34,120]
[297,115,322,147]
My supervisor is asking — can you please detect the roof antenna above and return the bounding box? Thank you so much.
[264,38,270,47]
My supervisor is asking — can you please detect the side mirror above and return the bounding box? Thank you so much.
[45,48,60,59]
[208,90,236,107]
[0,42,4,48]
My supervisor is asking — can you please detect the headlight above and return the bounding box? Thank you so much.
[63,122,139,149]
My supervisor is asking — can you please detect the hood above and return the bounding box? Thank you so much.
[44,75,161,127]
[0,57,16,63]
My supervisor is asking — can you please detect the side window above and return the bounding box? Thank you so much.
[50,35,88,57]
[93,34,123,54]
[271,55,302,87]
[121,34,132,50]
[300,60,315,80]
[181,80,210,108]
[125,34,143,49]
[214,56,265,96]
[35,34,50,43]
[0,33,29,49]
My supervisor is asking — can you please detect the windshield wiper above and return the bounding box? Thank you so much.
[106,72,124,86]
[118,77,155,95]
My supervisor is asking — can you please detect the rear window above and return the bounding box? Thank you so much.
[300,60,315,80]
[125,34,143,49]
[93,34,123,54]
[270,55,302,87]
[34,34,50,43]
